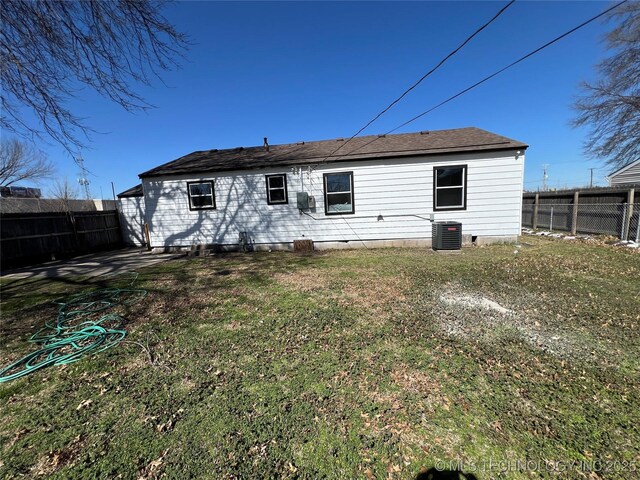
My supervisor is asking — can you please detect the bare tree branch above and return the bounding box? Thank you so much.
[0,0,188,154]
[0,139,55,187]
[48,177,80,212]
[572,2,640,169]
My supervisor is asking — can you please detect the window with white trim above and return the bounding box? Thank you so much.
[265,174,288,205]
[324,172,354,214]
[433,165,466,210]
[187,181,216,210]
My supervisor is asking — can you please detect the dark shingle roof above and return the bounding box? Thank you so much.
[117,184,143,198]
[139,127,528,178]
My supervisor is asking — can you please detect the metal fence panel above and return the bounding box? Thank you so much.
[576,203,624,237]
[522,205,534,228]
[522,202,639,241]
[536,204,573,232]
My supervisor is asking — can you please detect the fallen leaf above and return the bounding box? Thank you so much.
[76,399,93,411]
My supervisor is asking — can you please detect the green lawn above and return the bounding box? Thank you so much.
[1,237,639,479]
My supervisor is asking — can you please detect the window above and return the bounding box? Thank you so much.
[187,181,216,210]
[265,174,288,205]
[324,172,354,214]
[433,165,466,210]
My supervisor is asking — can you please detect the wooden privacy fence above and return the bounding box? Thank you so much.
[522,187,639,241]
[1,210,122,269]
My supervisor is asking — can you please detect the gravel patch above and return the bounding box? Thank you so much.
[435,284,594,361]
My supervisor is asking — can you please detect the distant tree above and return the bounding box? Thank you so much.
[0,139,55,187]
[0,1,188,153]
[572,2,640,169]
[49,178,80,212]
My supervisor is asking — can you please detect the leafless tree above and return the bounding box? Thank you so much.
[572,2,640,169]
[49,178,80,212]
[0,139,55,187]
[0,1,188,153]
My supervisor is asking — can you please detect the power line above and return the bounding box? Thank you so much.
[320,0,517,162]
[389,0,627,133]
[330,0,628,163]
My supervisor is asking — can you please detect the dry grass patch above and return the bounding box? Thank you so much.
[271,268,333,293]
[29,434,86,477]
[390,364,442,398]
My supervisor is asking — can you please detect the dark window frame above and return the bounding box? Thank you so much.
[265,174,288,205]
[433,165,467,211]
[187,180,216,211]
[323,171,355,215]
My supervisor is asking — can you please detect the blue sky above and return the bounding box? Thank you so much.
[22,1,619,198]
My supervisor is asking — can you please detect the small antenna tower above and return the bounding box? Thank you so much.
[76,155,91,200]
[542,164,549,192]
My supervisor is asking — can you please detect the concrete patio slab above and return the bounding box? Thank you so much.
[1,248,185,280]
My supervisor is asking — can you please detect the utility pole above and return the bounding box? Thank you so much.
[589,168,596,188]
[542,164,549,192]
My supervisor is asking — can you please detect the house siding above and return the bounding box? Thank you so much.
[118,196,146,246]
[142,150,524,248]
[609,161,640,186]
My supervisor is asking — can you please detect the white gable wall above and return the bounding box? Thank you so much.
[142,150,524,248]
[118,196,146,246]
[608,160,640,186]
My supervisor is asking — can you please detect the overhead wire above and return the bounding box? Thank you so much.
[319,0,517,163]
[327,0,628,163]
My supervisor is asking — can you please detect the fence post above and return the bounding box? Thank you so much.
[571,192,579,235]
[533,193,539,229]
[550,206,554,232]
[624,188,635,242]
[621,203,628,240]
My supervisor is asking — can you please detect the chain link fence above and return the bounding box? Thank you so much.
[522,203,640,241]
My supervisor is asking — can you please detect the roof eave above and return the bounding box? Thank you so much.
[138,144,528,179]
[608,159,640,178]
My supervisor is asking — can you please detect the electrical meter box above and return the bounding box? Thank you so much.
[297,192,309,209]
[297,192,315,209]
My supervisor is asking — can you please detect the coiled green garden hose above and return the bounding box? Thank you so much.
[0,274,147,383]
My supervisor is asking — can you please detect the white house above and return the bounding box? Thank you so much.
[117,184,146,246]
[607,159,640,187]
[119,127,528,251]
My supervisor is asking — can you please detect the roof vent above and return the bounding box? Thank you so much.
[263,137,269,152]
[420,130,430,135]
[296,141,305,145]
[377,134,386,138]
[336,138,344,142]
